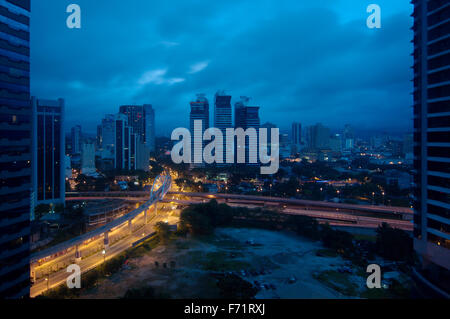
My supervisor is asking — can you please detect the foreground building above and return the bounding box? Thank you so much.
[0,0,31,298]
[412,0,450,297]
[31,98,65,208]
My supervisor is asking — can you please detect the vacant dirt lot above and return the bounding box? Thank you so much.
[81,228,363,299]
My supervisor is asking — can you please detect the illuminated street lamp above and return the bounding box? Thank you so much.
[45,276,49,291]
[102,249,106,263]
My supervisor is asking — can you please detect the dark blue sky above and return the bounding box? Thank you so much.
[31,0,413,136]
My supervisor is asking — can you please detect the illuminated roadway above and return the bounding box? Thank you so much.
[30,173,172,298]
[66,191,413,231]
[32,184,412,297]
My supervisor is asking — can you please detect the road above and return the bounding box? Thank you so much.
[30,204,179,298]
[32,183,411,297]
[67,194,413,231]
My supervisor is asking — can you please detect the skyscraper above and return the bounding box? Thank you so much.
[307,123,330,150]
[234,97,260,165]
[114,113,130,170]
[70,125,82,155]
[99,114,115,159]
[0,0,31,298]
[113,113,148,171]
[292,122,302,145]
[412,0,449,297]
[119,104,155,154]
[214,91,232,166]
[143,104,155,153]
[119,105,145,142]
[190,94,209,165]
[81,141,96,175]
[343,124,355,151]
[291,122,302,154]
[31,98,66,207]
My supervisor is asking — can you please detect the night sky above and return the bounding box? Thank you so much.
[31,0,413,136]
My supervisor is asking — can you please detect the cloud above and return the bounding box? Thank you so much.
[31,0,413,135]
[188,61,210,74]
[138,69,185,86]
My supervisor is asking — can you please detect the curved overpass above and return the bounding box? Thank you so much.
[67,191,413,219]
[66,190,413,232]
[31,173,171,265]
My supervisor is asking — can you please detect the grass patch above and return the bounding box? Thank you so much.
[199,251,251,271]
[313,270,359,297]
[316,249,339,258]
[353,234,376,243]
[213,238,247,250]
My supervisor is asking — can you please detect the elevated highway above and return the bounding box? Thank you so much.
[66,191,413,231]
[30,173,172,297]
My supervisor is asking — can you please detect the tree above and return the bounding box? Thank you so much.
[376,223,413,262]
[320,223,354,253]
[179,206,214,235]
[288,215,321,240]
[155,221,171,244]
[179,200,234,236]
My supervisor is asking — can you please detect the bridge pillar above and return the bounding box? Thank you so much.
[104,231,109,248]
[128,219,132,234]
[30,269,36,283]
[154,202,158,215]
[144,209,148,224]
[75,245,82,263]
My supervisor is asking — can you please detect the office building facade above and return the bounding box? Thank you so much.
[114,113,130,170]
[190,94,209,166]
[143,104,155,153]
[99,114,115,160]
[292,122,302,145]
[81,141,96,175]
[70,125,81,155]
[113,113,148,171]
[0,0,31,298]
[31,98,65,207]
[235,97,260,165]
[214,91,232,166]
[119,104,155,154]
[412,0,450,297]
[307,123,330,150]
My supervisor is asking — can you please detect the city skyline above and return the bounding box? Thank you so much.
[31,0,413,136]
[2,0,448,301]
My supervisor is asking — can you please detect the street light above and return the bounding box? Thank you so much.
[45,276,49,291]
[102,249,106,263]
